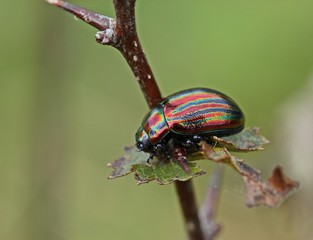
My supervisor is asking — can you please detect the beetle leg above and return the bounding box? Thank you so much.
[185,139,193,146]
[177,137,200,152]
[177,139,192,148]
[172,146,190,174]
[192,135,202,143]
[154,143,164,150]
[147,152,154,163]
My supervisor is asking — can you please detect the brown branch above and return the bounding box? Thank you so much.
[46,0,115,31]
[176,181,205,240]
[110,0,162,108]
[173,146,205,240]
[46,0,161,107]
[46,1,206,239]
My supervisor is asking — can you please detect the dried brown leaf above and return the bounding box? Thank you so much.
[198,142,299,207]
[244,166,299,208]
[108,130,299,207]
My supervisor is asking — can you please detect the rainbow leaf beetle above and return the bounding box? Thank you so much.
[135,88,245,159]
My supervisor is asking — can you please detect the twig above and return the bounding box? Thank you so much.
[47,0,161,107]
[200,164,224,240]
[46,0,115,31]
[46,1,206,239]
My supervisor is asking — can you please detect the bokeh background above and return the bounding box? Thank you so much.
[1,0,313,239]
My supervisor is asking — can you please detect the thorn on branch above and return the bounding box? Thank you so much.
[46,0,116,32]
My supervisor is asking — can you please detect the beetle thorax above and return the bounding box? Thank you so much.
[141,105,170,146]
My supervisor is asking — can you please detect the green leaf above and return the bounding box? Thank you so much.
[108,129,299,208]
[213,127,270,152]
[108,146,205,184]
[133,161,205,185]
[108,128,269,182]
[108,146,149,179]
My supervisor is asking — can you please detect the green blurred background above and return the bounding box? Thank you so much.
[1,0,313,239]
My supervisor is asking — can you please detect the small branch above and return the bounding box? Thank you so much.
[46,0,115,31]
[46,0,161,108]
[200,164,224,240]
[47,1,206,239]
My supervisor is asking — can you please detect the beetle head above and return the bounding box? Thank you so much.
[135,126,153,152]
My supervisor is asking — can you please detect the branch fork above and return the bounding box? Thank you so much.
[46,1,207,239]
[46,1,299,239]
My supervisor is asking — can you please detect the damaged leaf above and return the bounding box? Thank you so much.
[133,161,205,185]
[244,166,300,208]
[196,142,260,181]
[108,128,299,207]
[198,142,299,207]
[108,145,205,184]
[213,127,270,152]
[108,146,149,179]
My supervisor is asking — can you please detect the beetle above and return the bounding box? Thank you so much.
[136,88,245,156]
